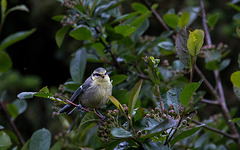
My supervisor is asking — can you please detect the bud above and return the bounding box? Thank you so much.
[169,104,174,110]
[122,104,127,107]
[155,107,160,113]
[145,114,150,118]
[182,120,187,126]
[162,114,167,119]
[110,116,115,121]
[149,109,155,114]
[163,109,168,114]
[187,116,192,122]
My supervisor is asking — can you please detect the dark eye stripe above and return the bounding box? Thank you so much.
[93,73,101,76]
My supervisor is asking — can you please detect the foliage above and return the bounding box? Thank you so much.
[1,0,240,150]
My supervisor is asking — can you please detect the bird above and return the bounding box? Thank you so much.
[58,67,112,118]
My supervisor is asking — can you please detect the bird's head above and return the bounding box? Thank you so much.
[92,67,110,82]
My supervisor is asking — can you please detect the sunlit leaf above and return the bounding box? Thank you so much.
[0,51,12,72]
[0,28,36,51]
[180,82,201,108]
[111,127,132,138]
[1,0,7,16]
[0,131,12,150]
[163,14,179,29]
[179,12,190,28]
[51,15,64,22]
[114,25,136,37]
[187,29,204,56]
[128,80,143,117]
[111,75,128,86]
[231,71,240,89]
[207,13,220,28]
[70,48,87,83]
[132,2,149,14]
[55,26,69,47]
[69,26,92,40]
[170,124,204,146]
[29,128,51,150]
[17,92,35,99]
[108,95,127,119]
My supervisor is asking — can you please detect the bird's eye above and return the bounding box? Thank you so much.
[93,73,101,77]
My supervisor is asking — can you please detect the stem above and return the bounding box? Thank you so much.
[0,102,25,146]
[156,85,163,114]
[199,0,240,146]
[200,98,219,105]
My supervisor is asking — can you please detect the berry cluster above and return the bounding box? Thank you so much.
[60,15,77,27]
[61,0,78,9]
[97,109,119,143]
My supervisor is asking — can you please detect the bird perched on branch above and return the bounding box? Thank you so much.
[58,67,112,118]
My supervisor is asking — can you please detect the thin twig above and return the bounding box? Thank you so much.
[0,102,25,146]
[156,85,163,114]
[200,98,219,105]
[192,120,235,139]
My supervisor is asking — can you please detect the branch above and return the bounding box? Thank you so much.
[192,120,235,140]
[200,98,219,105]
[0,102,25,146]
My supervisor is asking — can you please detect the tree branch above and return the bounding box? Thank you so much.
[200,98,219,105]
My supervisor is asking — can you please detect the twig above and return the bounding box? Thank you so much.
[200,98,219,105]
[0,102,25,146]
[192,120,235,139]
[199,0,240,146]
[156,85,163,114]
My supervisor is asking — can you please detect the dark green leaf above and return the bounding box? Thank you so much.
[236,27,240,39]
[205,60,219,70]
[92,42,105,56]
[175,27,192,68]
[180,82,201,108]
[103,0,124,12]
[105,139,126,150]
[70,48,87,83]
[21,140,29,150]
[0,131,11,150]
[143,140,170,150]
[134,107,145,122]
[114,25,136,37]
[131,19,149,43]
[0,51,12,72]
[50,141,63,150]
[13,99,27,115]
[219,59,230,71]
[128,80,143,117]
[55,26,69,47]
[63,81,80,92]
[163,14,179,29]
[51,15,64,22]
[231,71,240,89]
[231,118,240,128]
[207,13,220,28]
[111,75,127,86]
[69,26,92,40]
[111,127,132,138]
[132,2,149,14]
[6,104,18,120]
[170,125,204,146]
[227,3,240,12]
[78,112,98,131]
[140,118,177,139]
[134,117,159,130]
[5,5,29,16]
[29,128,51,150]
[138,37,162,54]
[179,12,190,28]
[130,13,151,28]
[17,92,35,100]
[0,28,36,51]
[112,12,139,24]
[187,29,204,56]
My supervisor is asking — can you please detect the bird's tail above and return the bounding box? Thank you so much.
[58,104,76,115]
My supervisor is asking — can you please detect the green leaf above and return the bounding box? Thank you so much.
[50,141,63,150]
[21,140,30,150]
[114,25,136,37]
[13,99,27,115]
[140,118,178,139]
[5,5,29,16]
[1,0,7,16]
[180,82,201,108]
[231,71,240,89]
[207,13,220,28]
[219,59,230,71]
[0,28,36,51]
[63,81,80,92]
[175,27,192,68]
[111,75,127,86]
[29,128,51,150]
[134,117,160,130]
[51,15,64,22]
[0,125,4,130]
[205,60,219,70]
[111,127,132,138]
[187,29,204,56]
[128,80,143,117]
[69,26,92,40]
[170,124,204,146]
[231,118,240,128]
[55,26,69,47]
[70,48,87,83]
[17,92,35,99]
[92,42,105,56]
[33,86,52,98]
[130,13,151,28]
[227,3,240,12]
[163,14,179,29]
[108,96,127,119]
[179,12,190,28]
[6,104,19,120]
[78,112,98,131]
[143,140,170,150]
[132,2,149,14]
[0,131,11,150]
[0,51,12,72]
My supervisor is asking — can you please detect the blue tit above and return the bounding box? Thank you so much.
[58,67,112,117]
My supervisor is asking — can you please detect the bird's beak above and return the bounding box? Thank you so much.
[101,75,106,78]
